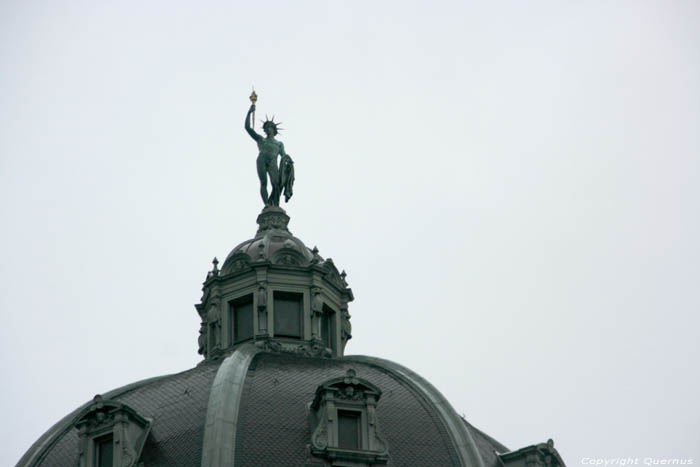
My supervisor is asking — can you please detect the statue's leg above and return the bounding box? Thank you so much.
[268,163,280,206]
[257,157,269,205]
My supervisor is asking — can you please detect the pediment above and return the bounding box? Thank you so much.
[75,396,150,432]
[312,369,382,409]
[74,395,152,467]
[221,252,252,274]
[322,259,346,288]
[271,247,308,266]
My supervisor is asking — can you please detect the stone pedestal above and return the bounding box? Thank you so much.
[256,206,290,236]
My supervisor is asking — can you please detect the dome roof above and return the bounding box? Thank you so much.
[19,347,509,467]
[221,206,323,273]
[19,207,566,467]
[226,232,314,266]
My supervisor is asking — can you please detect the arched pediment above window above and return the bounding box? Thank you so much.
[74,395,151,467]
[271,247,308,266]
[221,252,252,275]
[311,369,382,409]
[322,258,347,289]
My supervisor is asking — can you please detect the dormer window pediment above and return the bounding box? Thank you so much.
[75,395,151,467]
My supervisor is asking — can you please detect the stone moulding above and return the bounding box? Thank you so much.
[200,343,261,467]
[250,337,333,358]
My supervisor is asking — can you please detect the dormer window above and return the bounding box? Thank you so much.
[274,291,303,338]
[308,369,389,465]
[74,395,151,467]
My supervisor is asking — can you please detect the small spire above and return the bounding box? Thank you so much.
[212,257,219,276]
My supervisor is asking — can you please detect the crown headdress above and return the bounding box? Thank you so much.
[261,115,283,134]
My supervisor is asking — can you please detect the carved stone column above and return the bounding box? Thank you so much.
[256,282,268,335]
[340,302,352,354]
[207,303,221,355]
[311,286,323,340]
[197,323,207,358]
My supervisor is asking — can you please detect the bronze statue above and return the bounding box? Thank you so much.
[245,97,294,207]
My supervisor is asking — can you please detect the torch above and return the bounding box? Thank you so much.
[249,87,258,128]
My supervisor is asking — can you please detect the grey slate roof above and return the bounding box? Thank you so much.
[27,362,219,467]
[22,352,508,467]
[234,352,462,467]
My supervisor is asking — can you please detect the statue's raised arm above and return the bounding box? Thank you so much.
[245,104,262,142]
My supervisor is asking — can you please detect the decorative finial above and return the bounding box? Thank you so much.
[212,257,219,275]
[343,369,359,385]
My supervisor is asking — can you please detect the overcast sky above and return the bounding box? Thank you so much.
[1,1,699,465]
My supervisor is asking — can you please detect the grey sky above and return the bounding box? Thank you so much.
[1,1,699,465]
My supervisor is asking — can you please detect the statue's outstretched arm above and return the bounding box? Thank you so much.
[245,104,261,142]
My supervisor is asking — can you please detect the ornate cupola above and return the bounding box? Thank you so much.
[196,206,354,361]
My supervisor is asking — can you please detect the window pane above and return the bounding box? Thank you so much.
[96,434,113,467]
[338,410,361,450]
[274,292,302,338]
[232,296,254,344]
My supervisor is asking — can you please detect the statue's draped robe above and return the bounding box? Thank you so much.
[280,155,294,202]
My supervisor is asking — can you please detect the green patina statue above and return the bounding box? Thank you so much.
[245,101,294,207]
